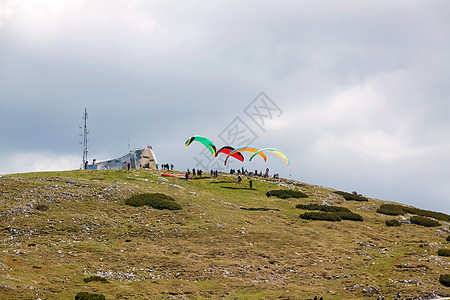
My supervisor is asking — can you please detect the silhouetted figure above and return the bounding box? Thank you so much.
[185,172,189,180]
[249,179,253,189]
[237,175,242,184]
[192,168,196,176]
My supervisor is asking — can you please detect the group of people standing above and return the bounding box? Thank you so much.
[230,167,274,178]
[158,163,174,171]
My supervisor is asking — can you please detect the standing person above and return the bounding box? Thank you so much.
[185,172,189,180]
[170,164,174,171]
[237,175,242,184]
[127,162,131,171]
[249,179,253,189]
[192,168,196,176]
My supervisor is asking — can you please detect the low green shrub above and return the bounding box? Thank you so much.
[124,193,181,210]
[440,274,450,287]
[35,203,49,211]
[333,191,368,202]
[296,204,363,221]
[402,206,450,222]
[300,211,342,221]
[268,189,308,199]
[240,207,280,211]
[386,219,401,227]
[338,211,364,221]
[83,275,109,283]
[296,204,350,212]
[377,204,405,216]
[410,216,440,227]
[75,292,106,300]
[438,249,450,257]
[377,204,450,222]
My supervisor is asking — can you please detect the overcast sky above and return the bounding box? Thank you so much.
[1,0,449,213]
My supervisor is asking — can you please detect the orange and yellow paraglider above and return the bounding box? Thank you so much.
[249,148,290,165]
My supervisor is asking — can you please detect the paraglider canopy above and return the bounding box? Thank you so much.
[224,146,267,165]
[216,146,244,162]
[249,148,290,165]
[185,136,216,156]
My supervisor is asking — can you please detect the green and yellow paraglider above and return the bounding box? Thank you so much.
[185,136,217,156]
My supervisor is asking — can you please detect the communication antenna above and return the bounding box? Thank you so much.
[80,108,89,168]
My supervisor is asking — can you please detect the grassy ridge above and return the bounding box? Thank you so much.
[0,169,448,299]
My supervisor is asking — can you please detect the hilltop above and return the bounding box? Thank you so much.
[0,169,449,299]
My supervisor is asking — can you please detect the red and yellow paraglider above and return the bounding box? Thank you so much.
[215,146,244,162]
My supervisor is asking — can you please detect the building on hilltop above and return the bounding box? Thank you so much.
[84,145,158,170]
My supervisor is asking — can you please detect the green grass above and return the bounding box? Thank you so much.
[0,169,448,299]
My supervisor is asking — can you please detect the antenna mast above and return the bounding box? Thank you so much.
[81,108,89,168]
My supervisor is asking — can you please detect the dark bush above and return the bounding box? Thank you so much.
[75,292,106,300]
[83,275,109,283]
[296,204,363,221]
[35,203,49,211]
[338,211,364,221]
[124,193,181,210]
[377,204,405,216]
[386,219,402,227]
[300,211,342,221]
[268,189,308,199]
[377,204,450,222]
[333,191,368,202]
[240,207,280,211]
[440,274,450,287]
[296,204,350,213]
[447,235,450,242]
[402,206,450,222]
[410,216,440,227]
[438,249,450,257]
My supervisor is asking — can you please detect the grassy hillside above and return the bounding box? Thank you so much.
[0,169,449,299]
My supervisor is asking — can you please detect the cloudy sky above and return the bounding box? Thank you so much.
[1,0,449,213]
